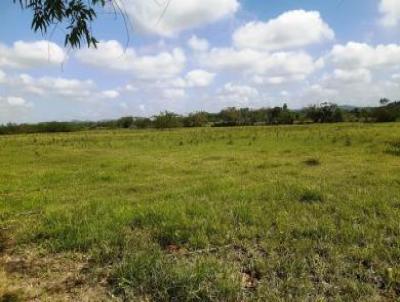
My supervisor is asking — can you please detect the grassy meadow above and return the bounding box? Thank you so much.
[1,123,400,301]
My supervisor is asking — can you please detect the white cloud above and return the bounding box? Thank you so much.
[301,78,400,107]
[328,42,400,70]
[329,68,372,84]
[185,69,215,87]
[201,48,320,79]
[163,88,186,99]
[119,102,128,109]
[0,40,66,69]
[2,74,102,102]
[217,83,259,105]
[169,77,187,88]
[118,0,239,36]
[149,70,215,89]
[379,0,400,27]
[252,74,306,85]
[76,40,186,80]
[0,96,33,123]
[188,35,209,52]
[0,69,5,83]
[3,96,29,107]
[301,41,400,106]
[101,90,120,99]
[233,10,334,51]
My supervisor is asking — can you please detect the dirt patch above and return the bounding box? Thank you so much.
[0,240,119,302]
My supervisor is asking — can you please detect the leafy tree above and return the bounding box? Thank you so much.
[13,0,110,48]
[133,117,152,129]
[183,112,209,128]
[117,116,134,128]
[277,104,295,124]
[153,111,183,129]
[371,98,400,123]
[219,107,241,126]
[265,104,294,124]
[379,98,391,106]
[305,102,343,123]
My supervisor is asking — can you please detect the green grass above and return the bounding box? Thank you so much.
[1,123,400,301]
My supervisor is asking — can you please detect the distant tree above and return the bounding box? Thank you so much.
[266,104,294,124]
[372,107,396,123]
[153,111,183,129]
[133,117,152,129]
[117,116,134,128]
[372,98,398,122]
[219,107,241,126]
[238,108,253,125]
[267,107,282,124]
[379,98,391,106]
[183,112,209,127]
[305,102,343,123]
[358,108,371,122]
[277,104,295,124]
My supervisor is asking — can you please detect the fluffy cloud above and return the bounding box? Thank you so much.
[379,0,400,27]
[188,35,209,52]
[0,69,5,83]
[149,70,215,89]
[15,74,95,100]
[328,69,372,84]
[201,48,321,79]
[1,96,30,107]
[217,83,259,105]
[233,10,334,51]
[101,90,120,99]
[301,41,400,106]
[118,0,239,36]
[302,78,400,107]
[163,88,186,99]
[0,96,33,123]
[328,42,400,70]
[185,69,215,87]
[0,40,66,69]
[252,74,306,85]
[76,40,186,80]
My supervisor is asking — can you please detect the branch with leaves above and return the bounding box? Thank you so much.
[14,0,111,48]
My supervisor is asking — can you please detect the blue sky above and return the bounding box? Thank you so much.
[1,0,400,123]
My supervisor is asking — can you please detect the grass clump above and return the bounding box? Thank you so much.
[114,248,242,302]
[303,158,321,166]
[386,140,400,156]
[299,189,325,203]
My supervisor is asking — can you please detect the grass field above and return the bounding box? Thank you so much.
[1,123,400,301]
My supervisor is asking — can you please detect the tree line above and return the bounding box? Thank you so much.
[1,100,400,135]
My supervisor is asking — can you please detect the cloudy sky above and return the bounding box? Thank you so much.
[1,0,400,123]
